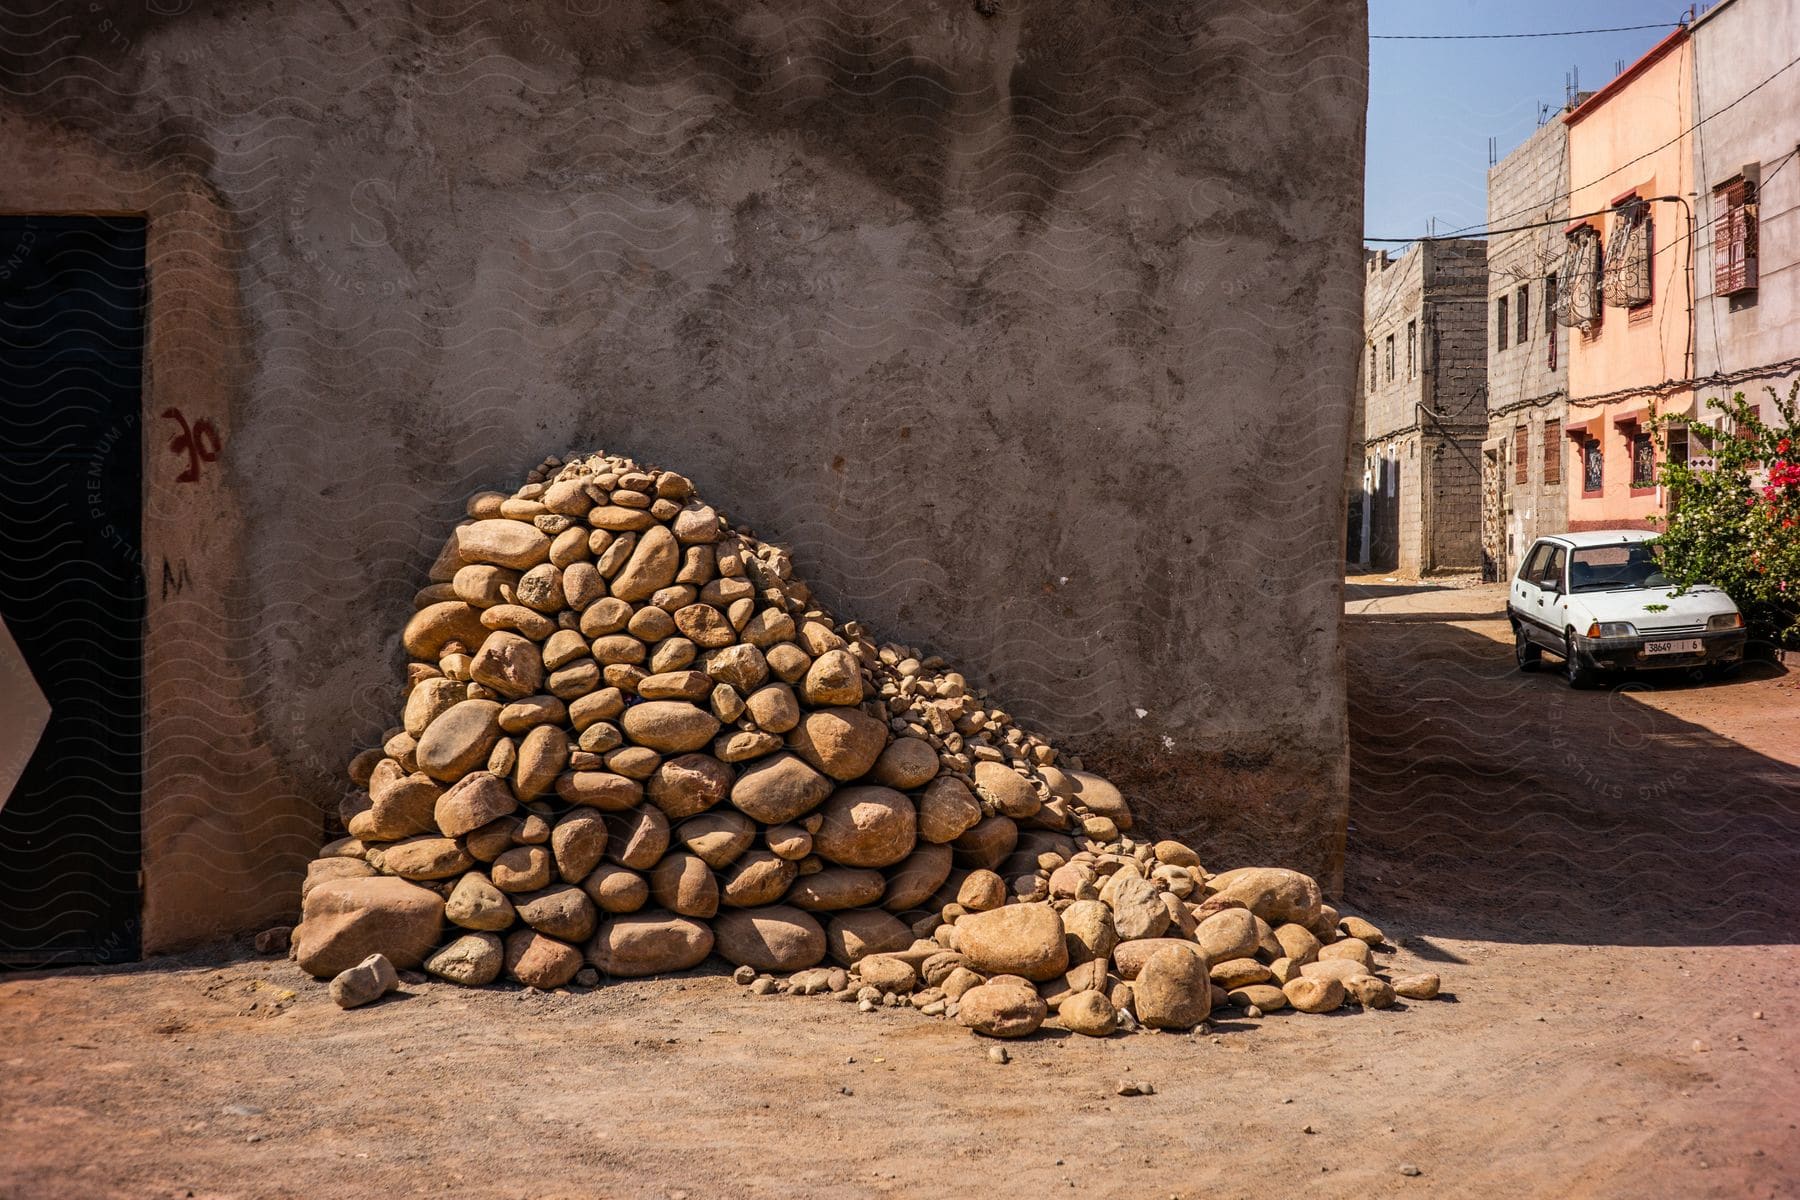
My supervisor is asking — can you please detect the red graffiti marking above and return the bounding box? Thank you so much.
[162,407,220,483]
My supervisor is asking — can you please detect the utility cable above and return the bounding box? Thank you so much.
[1366,196,1687,244]
[1434,47,1800,239]
[1372,22,1679,41]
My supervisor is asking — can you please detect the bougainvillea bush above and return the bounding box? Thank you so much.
[1654,383,1800,648]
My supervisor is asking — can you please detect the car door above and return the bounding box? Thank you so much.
[1537,545,1570,643]
[1512,542,1552,643]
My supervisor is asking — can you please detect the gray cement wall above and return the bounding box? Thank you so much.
[1354,239,1485,575]
[1,0,1369,947]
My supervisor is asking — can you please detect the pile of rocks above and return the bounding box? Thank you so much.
[291,452,1439,1036]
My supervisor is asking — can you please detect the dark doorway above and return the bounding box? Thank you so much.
[0,216,147,967]
[1368,456,1400,572]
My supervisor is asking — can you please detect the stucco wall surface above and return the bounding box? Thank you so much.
[1,0,1367,945]
[1692,0,1800,395]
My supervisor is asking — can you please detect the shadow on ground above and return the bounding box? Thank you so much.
[1345,595,1800,947]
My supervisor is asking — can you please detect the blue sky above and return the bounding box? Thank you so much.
[1365,1,1687,242]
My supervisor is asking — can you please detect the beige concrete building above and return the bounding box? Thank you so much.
[1351,240,1489,576]
[1482,117,1573,580]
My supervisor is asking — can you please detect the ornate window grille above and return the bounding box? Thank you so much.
[1602,197,1653,309]
[1556,227,1603,330]
[1714,178,1758,296]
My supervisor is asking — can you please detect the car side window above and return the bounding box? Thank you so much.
[1541,548,1567,591]
[1518,543,1550,583]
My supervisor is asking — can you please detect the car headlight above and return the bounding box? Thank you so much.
[1707,612,1744,631]
[1586,622,1638,638]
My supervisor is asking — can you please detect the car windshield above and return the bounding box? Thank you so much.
[1568,544,1670,592]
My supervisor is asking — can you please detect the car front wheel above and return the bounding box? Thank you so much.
[1563,632,1597,689]
[1514,622,1542,672]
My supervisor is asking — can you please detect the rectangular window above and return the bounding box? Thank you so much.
[1406,319,1416,378]
[1582,438,1603,495]
[1668,425,1689,466]
[1740,405,1762,468]
[1714,177,1759,296]
[1497,295,1509,350]
[1630,431,1656,489]
[1514,425,1529,485]
[1369,344,1376,390]
[1516,285,1529,343]
[1543,419,1561,484]
[1544,273,1558,371]
[1385,335,1395,381]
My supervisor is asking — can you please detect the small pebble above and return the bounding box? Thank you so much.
[1399,1164,1421,1177]
[1116,1080,1154,1097]
[988,1046,1010,1064]
[732,965,756,985]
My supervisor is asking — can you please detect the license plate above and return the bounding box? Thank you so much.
[1644,638,1702,655]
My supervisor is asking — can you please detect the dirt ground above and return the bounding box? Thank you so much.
[3,580,1797,1200]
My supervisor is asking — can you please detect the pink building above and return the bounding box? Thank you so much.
[1559,28,1696,531]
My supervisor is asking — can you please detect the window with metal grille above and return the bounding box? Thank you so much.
[1603,197,1653,309]
[1714,177,1759,296]
[1516,284,1529,344]
[1385,334,1395,381]
[1406,319,1416,377]
[1496,295,1508,350]
[1543,420,1561,483]
[1556,227,1604,330]
[1631,431,1656,489]
[1369,344,1376,390]
[1514,425,1529,484]
[1582,438,1603,495]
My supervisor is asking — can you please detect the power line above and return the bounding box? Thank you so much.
[1365,197,1683,244]
[1367,149,1796,248]
[1372,22,1678,41]
[1431,47,1800,240]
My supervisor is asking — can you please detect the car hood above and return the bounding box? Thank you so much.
[1574,584,1737,628]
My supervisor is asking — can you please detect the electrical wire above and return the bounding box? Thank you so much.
[1366,196,1686,244]
[1369,151,1795,250]
[1372,22,1679,41]
[1426,48,1800,241]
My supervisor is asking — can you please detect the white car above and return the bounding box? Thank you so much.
[1508,530,1747,687]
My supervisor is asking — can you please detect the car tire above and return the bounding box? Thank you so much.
[1563,632,1597,689]
[1513,622,1541,672]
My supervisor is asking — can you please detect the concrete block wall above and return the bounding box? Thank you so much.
[1425,435,1485,572]
[1361,247,1427,441]
[1484,115,1571,576]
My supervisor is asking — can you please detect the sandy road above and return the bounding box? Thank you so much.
[1,579,1795,1199]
